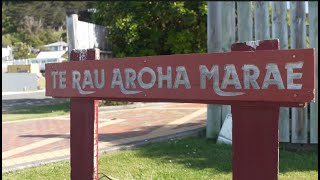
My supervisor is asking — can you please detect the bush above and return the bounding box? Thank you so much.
[98,100,132,107]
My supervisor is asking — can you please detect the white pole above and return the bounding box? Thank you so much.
[66,14,79,60]
[207,1,223,139]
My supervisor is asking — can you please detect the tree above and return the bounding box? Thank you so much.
[13,42,31,59]
[2,1,98,48]
[93,1,207,58]
[2,2,18,34]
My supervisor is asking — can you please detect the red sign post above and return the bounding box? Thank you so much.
[45,39,315,180]
[231,40,281,180]
[69,49,99,180]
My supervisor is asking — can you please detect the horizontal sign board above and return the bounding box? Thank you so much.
[46,49,315,106]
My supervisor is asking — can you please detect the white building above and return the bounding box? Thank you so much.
[36,51,66,59]
[44,41,68,51]
[34,51,67,72]
[14,51,67,72]
[2,44,14,72]
[2,44,13,61]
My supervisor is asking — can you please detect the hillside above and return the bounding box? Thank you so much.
[2,1,98,50]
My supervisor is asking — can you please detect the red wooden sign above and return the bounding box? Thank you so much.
[46,48,315,107]
[45,39,316,180]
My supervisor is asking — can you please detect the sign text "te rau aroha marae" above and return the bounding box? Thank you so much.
[45,49,315,106]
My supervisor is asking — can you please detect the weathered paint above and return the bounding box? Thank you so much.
[221,1,235,51]
[271,2,288,50]
[221,1,235,123]
[67,14,107,56]
[70,49,99,180]
[254,2,270,40]
[290,2,308,144]
[231,39,279,180]
[207,1,223,139]
[237,2,253,42]
[309,1,318,144]
[272,1,290,142]
[46,48,315,107]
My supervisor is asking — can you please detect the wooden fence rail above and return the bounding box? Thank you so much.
[208,1,318,144]
[272,1,290,142]
[308,1,318,144]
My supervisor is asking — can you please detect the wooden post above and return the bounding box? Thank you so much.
[221,1,235,122]
[70,49,100,180]
[290,2,308,144]
[237,2,253,42]
[66,13,108,60]
[309,1,318,144]
[66,14,78,58]
[272,1,290,142]
[231,39,280,180]
[254,2,270,40]
[207,1,223,139]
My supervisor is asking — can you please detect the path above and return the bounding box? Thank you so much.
[2,103,207,173]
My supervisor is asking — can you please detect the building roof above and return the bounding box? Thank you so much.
[44,41,68,47]
[36,51,67,59]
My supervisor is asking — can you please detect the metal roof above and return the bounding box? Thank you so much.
[44,41,68,47]
[36,51,67,59]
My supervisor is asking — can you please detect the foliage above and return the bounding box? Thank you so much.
[3,1,311,59]
[93,1,207,57]
[2,2,17,35]
[98,100,131,107]
[2,1,98,48]
[13,42,31,59]
[2,1,97,32]
[27,53,37,58]
[2,34,17,46]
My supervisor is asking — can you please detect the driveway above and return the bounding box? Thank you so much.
[2,103,207,172]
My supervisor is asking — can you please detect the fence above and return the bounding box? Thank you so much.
[13,58,63,72]
[2,60,13,72]
[208,1,318,144]
[66,14,112,59]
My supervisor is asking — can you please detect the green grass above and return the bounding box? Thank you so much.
[2,102,70,122]
[3,137,318,180]
[2,101,132,122]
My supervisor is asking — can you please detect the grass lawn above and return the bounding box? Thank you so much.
[3,137,318,180]
[2,102,70,122]
[2,100,131,122]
